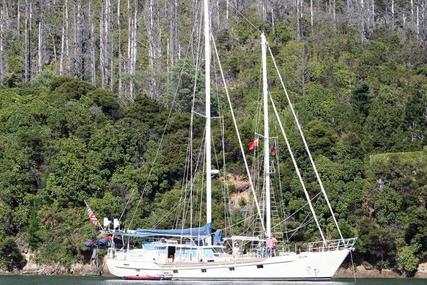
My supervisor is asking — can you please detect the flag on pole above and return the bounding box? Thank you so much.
[85,201,99,226]
[248,138,259,151]
[271,141,277,156]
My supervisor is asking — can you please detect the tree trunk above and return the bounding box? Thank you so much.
[73,0,83,80]
[146,0,161,99]
[100,0,111,89]
[271,8,275,34]
[226,0,229,21]
[17,0,20,38]
[0,1,4,85]
[89,0,96,86]
[391,0,395,30]
[371,0,375,30]
[359,0,365,43]
[24,0,32,82]
[100,0,105,87]
[117,0,123,98]
[60,0,69,76]
[333,0,336,25]
[416,5,419,40]
[37,0,44,74]
[310,0,314,27]
[296,0,300,40]
[127,0,137,101]
[109,0,114,91]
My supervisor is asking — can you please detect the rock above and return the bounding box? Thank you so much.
[418,262,427,273]
[361,261,374,270]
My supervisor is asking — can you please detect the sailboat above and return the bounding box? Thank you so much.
[105,0,356,280]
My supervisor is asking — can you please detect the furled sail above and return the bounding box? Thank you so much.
[135,223,211,237]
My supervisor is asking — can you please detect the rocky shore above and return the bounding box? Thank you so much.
[335,262,427,279]
[0,252,112,277]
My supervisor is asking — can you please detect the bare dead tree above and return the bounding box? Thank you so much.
[391,0,395,30]
[24,0,32,82]
[100,0,112,89]
[168,0,179,67]
[333,0,336,25]
[359,0,366,43]
[89,0,96,86]
[117,0,123,97]
[146,0,162,99]
[0,0,5,85]
[37,0,44,74]
[72,0,83,80]
[17,0,20,38]
[127,0,137,101]
[60,0,69,76]
[296,0,301,40]
[310,0,314,27]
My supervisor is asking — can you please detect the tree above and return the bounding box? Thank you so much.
[0,237,26,271]
[27,207,41,251]
[397,246,419,276]
[364,86,406,151]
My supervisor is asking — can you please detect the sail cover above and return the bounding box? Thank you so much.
[134,223,212,237]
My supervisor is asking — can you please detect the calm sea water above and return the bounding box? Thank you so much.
[0,276,425,285]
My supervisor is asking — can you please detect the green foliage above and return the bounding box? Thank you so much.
[27,208,41,251]
[0,19,425,275]
[397,246,420,276]
[0,237,26,271]
[356,218,397,269]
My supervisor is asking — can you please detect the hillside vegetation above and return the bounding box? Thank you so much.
[0,2,426,277]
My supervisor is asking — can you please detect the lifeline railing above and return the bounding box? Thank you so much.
[306,237,357,252]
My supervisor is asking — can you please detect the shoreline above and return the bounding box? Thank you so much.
[335,267,427,279]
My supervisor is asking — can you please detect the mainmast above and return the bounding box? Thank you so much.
[261,33,271,238]
[204,0,212,226]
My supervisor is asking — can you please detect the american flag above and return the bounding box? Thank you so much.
[85,202,99,226]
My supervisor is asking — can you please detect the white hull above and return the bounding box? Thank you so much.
[106,248,350,280]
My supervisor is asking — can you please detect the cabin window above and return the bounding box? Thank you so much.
[212,248,224,254]
[229,267,235,271]
[201,269,207,273]
[173,270,178,273]
[257,264,264,269]
[168,246,176,262]
[203,248,214,259]
[212,247,225,256]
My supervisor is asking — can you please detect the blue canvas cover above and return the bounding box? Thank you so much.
[213,229,223,245]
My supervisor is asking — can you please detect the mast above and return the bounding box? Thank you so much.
[261,33,271,238]
[204,0,212,226]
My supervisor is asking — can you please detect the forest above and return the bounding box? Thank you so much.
[0,0,426,278]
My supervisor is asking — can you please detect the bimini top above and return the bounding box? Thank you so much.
[112,223,212,238]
